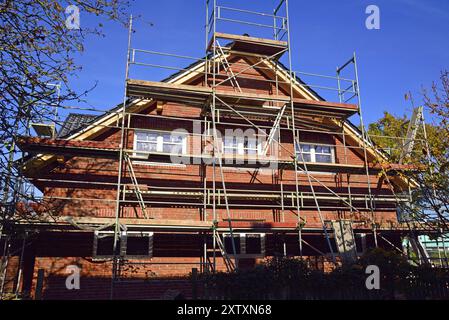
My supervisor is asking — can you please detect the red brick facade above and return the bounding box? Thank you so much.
[2,55,407,300]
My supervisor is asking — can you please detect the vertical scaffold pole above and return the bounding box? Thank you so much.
[211,0,238,268]
[352,52,378,247]
[284,0,302,258]
[111,14,133,300]
[285,0,335,261]
[210,0,217,272]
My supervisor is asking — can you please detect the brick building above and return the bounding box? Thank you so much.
[0,2,418,299]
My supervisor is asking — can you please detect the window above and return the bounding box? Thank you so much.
[245,234,263,255]
[121,231,154,258]
[93,231,153,260]
[315,145,333,163]
[223,233,266,257]
[223,136,260,156]
[295,143,335,163]
[296,144,312,162]
[224,234,241,255]
[134,130,186,157]
[93,231,116,258]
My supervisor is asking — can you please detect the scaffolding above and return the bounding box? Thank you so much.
[0,0,436,299]
[111,0,412,288]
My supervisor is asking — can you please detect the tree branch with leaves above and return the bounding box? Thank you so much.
[0,0,131,222]
[368,71,449,234]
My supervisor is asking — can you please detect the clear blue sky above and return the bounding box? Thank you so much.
[70,0,449,125]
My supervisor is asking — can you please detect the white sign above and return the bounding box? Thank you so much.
[65,5,80,30]
[65,265,81,290]
[365,265,380,290]
[365,5,381,30]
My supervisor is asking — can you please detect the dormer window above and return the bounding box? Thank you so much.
[223,136,261,156]
[134,130,187,158]
[295,143,335,164]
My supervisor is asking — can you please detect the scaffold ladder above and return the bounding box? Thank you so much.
[216,41,242,93]
[214,231,236,272]
[400,106,424,164]
[124,154,149,219]
[262,104,286,156]
[409,234,431,265]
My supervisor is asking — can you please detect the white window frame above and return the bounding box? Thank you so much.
[133,130,187,158]
[93,230,153,260]
[120,231,154,259]
[295,142,335,164]
[222,136,262,156]
[92,230,116,260]
[223,233,266,258]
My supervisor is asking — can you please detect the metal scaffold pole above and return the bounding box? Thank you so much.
[5,1,439,298]
[352,53,378,248]
[210,0,238,270]
[111,14,133,300]
[284,0,303,258]
[285,0,335,262]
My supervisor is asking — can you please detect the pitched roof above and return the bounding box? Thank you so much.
[55,55,326,138]
[57,113,98,138]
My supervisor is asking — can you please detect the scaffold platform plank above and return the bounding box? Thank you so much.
[12,216,213,231]
[208,32,288,57]
[17,136,120,158]
[124,188,405,204]
[126,80,211,105]
[16,136,420,175]
[293,98,358,119]
[7,215,420,233]
[126,79,360,119]
[217,221,298,231]
[126,79,291,106]
[131,152,419,174]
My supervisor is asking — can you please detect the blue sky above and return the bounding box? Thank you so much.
[70,0,449,125]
